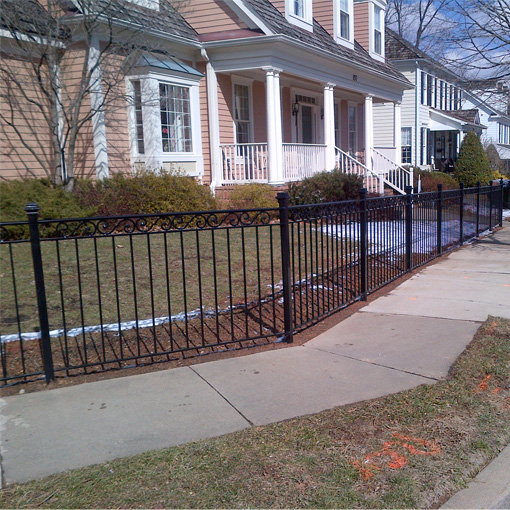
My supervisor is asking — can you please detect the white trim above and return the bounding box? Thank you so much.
[369,1,385,62]
[285,0,313,32]
[333,0,354,50]
[226,0,275,34]
[324,84,336,170]
[290,86,322,144]
[393,101,402,166]
[206,61,221,189]
[265,67,284,184]
[88,35,109,179]
[126,69,203,176]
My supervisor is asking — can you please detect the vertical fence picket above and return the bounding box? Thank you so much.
[359,188,368,300]
[476,181,481,237]
[437,184,443,255]
[500,179,505,227]
[489,181,493,231]
[405,186,413,272]
[459,182,464,244]
[277,192,293,343]
[25,203,54,382]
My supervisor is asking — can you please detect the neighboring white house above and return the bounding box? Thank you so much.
[373,28,488,170]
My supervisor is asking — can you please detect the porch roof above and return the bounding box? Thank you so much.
[239,0,412,87]
[429,108,487,132]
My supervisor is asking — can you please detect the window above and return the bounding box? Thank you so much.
[500,123,510,145]
[294,0,304,17]
[348,104,357,155]
[426,74,433,106]
[439,81,444,110]
[401,127,412,164]
[285,0,312,30]
[339,0,350,40]
[433,78,437,108]
[233,83,251,144]
[374,5,382,55]
[449,85,454,110]
[132,80,144,154]
[420,127,430,165]
[421,71,426,105]
[160,83,192,153]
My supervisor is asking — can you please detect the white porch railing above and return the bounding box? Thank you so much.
[373,148,413,195]
[220,143,268,184]
[283,143,327,181]
[335,147,380,193]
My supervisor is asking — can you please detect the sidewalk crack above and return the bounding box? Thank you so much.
[188,367,255,427]
[303,346,440,381]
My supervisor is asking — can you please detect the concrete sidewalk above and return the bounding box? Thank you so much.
[1,225,509,492]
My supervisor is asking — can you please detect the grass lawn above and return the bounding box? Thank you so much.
[2,317,509,509]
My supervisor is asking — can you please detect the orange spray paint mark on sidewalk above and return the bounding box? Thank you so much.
[352,433,441,479]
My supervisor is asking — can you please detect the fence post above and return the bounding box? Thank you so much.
[459,182,464,245]
[359,188,368,300]
[437,184,443,256]
[405,185,413,272]
[25,203,54,382]
[277,192,293,344]
[476,181,481,237]
[489,181,493,231]
[499,178,504,227]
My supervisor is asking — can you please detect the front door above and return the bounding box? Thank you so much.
[297,104,318,144]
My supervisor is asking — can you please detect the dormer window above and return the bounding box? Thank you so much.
[369,1,385,61]
[340,0,350,39]
[285,0,313,31]
[335,0,354,47]
[374,5,382,54]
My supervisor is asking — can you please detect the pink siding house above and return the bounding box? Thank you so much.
[0,0,414,193]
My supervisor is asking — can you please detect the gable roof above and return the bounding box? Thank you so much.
[240,0,411,85]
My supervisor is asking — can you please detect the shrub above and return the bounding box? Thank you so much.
[228,183,278,210]
[454,131,493,186]
[414,168,459,192]
[74,171,217,216]
[0,178,95,223]
[486,144,507,178]
[288,170,364,205]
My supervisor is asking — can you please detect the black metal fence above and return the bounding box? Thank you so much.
[0,181,506,386]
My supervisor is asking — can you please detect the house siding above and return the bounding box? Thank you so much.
[314,0,334,36]
[353,2,369,53]
[183,0,249,34]
[217,73,234,144]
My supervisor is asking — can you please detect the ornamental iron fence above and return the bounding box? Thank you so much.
[0,181,506,386]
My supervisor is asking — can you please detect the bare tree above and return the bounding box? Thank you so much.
[386,0,454,51]
[0,0,185,190]
[444,0,510,81]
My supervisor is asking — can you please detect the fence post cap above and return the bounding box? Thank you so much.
[25,202,40,213]
[460,182,464,189]
[404,185,413,195]
[358,188,368,198]
[437,183,443,191]
[276,192,289,205]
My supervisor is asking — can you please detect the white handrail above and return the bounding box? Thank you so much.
[220,143,268,184]
[335,146,381,194]
[282,143,327,181]
[373,148,413,195]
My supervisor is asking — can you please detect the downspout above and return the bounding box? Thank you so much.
[201,48,221,193]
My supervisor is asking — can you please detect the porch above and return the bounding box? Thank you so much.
[207,66,411,195]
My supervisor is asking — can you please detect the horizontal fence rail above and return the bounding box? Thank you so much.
[0,181,506,385]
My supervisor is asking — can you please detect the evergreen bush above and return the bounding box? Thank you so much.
[288,170,363,205]
[486,144,506,177]
[454,131,493,186]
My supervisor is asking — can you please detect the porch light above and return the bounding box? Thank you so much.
[292,101,300,116]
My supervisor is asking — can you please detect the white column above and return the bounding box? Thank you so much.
[394,101,402,165]
[264,67,283,184]
[206,61,221,190]
[141,77,162,171]
[323,83,336,171]
[88,35,109,179]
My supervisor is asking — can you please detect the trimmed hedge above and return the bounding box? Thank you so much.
[288,170,364,205]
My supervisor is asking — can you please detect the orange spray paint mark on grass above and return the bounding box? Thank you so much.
[352,434,441,479]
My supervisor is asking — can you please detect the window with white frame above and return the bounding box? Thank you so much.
[373,5,382,55]
[401,127,412,164]
[233,83,252,144]
[339,0,350,40]
[160,83,192,153]
[285,0,313,30]
[500,123,510,145]
[127,70,202,174]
